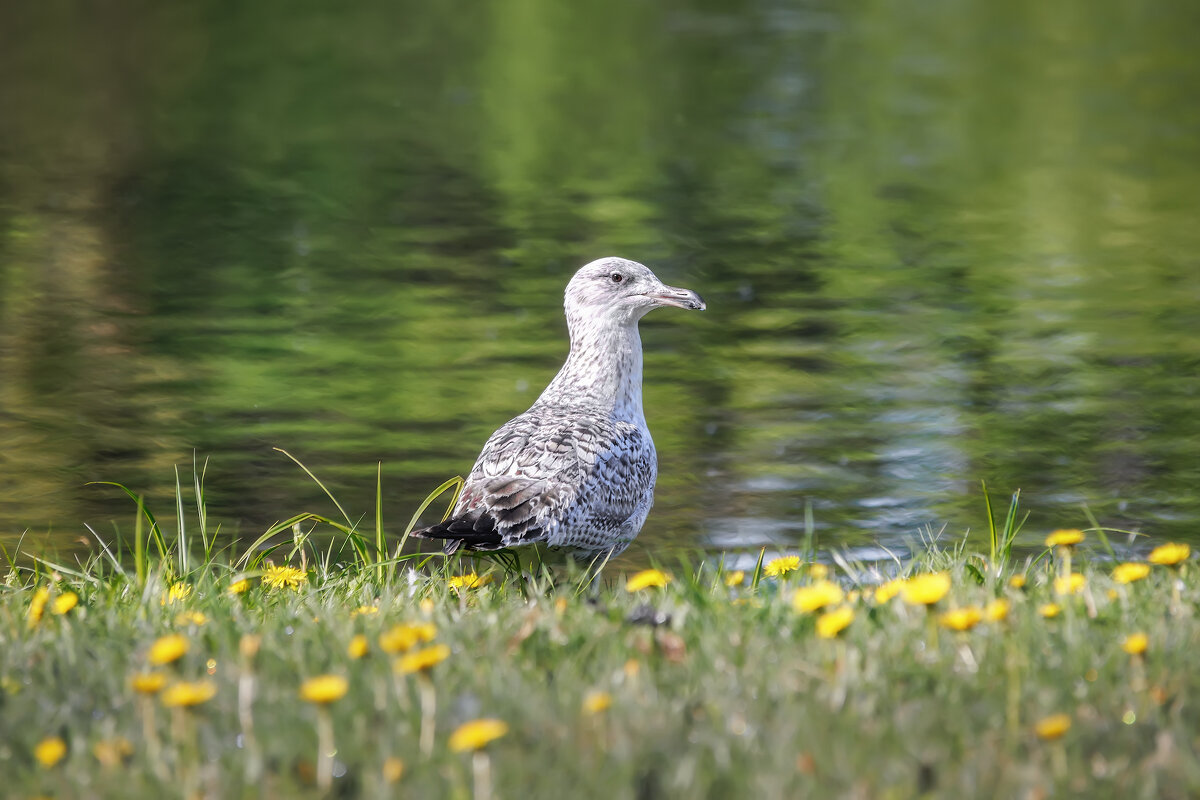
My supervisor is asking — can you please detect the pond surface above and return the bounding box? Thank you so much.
[2,0,1199,566]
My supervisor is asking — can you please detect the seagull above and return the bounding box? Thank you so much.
[414,257,705,562]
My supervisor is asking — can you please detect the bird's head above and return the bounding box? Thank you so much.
[564,257,706,329]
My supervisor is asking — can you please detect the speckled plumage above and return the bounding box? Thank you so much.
[415,257,705,560]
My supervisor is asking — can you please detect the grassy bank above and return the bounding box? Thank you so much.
[3,532,1199,799]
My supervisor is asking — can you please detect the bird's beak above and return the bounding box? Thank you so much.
[645,284,706,311]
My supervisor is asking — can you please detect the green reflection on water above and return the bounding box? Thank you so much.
[1,0,1198,563]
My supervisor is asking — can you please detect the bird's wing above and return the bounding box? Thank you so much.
[418,409,652,550]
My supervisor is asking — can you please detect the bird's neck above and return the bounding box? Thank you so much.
[538,318,645,423]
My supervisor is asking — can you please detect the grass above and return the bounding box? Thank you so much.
[2,467,1199,799]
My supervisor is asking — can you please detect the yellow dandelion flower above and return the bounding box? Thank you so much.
[262,565,307,590]
[939,606,984,632]
[161,680,217,708]
[623,659,641,679]
[763,556,801,578]
[396,643,451,674]
[131,671,168,695]
[382,757,405,783]
[228,578,251,595]
[93,737,133,768]
[299,674,349,704]
[1112,562,1151,585]
[52,591,78,616]
[148,634,189,666]
[1148,542,1190,566]
[1121,633,1148,656]
[160,582,192,606]
[1034,713,1071,740]
[175,611,208,627]
[348,634,369,660]
[901,573,951,606]
[240,634,262,660]
[448,573,491,591]
[27,586,50,628]
[582,690,613,715]
[984,599,1011,622]
[625,569,671,592]
[724,570,745,588]
[1054,573,1086,595]
[1045,529,1085,548]
[34,736,66,768]
[792,580,845,613]
[1039,603,1062,618]
[808,563,829,580]
[874,578,905,604]
[379,622,437,654]
[816,606,855,639]
[448,718,508,753]
[1009,574,1027,589]
[351,605,379,617]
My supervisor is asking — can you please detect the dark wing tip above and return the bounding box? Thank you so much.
[412,513,504,551]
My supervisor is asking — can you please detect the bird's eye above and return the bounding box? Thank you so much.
[610,272,624,284]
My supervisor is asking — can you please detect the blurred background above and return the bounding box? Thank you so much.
[2,0,1198,566]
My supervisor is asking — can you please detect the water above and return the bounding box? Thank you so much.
[2,0,1199,565]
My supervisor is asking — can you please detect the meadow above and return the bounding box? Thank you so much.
[5,4,1200,798]
[2,476,1198,799]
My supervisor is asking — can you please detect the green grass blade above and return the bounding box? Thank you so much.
[376,462,384,584]
[83,523,127,580]
[963,557,987,585]
[0,539,15,573]
[175,465,188,576]
[236,513,342,569]
[982,480,998,567]
[999,489,1023,565]
[194,453,211,559]
[1080,505,1116,558]
[33,556,102,586]
[89,482,168,565]
[273,448,356,532]
[134,501,145,586]
[750,547,766,591]
[343,527,372,566]
[582,551,608,595]
[395,476,464,557]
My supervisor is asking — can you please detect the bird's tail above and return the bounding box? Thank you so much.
[411,513,504,553]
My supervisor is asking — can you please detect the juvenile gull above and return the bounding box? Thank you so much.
[415,257,705,560]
